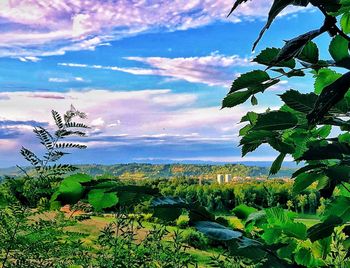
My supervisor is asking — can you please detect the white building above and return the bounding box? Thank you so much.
[217,174,224,184]
[225,174,232,183]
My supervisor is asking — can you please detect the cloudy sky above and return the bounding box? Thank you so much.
[0,0,326,167]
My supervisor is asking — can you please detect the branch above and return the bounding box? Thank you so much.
[317,5,350,42]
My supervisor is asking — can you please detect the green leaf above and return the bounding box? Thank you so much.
[312,237,331,259]
[242,142,263,156]
[64,173,93,183]
[87,189,118,211]
[252,0,310,50]
[280,89,317,113]
[251,95,258,105]
[228,0,250,16]
[153,208,182,222]
[268,137,295,154]
[269,153,286,175]
[152,197,187,222]
[293,172,325,194]
[308,72,350,125]
[307,215,343,242]
[294,248,315,267]
[277,240,297,259]
[298,41,319,64]
[194,221,242,241]
[314,68,342,94]
[240,130,275,145]
[325,164,350,182]
[222,90,252,108]
[282,222,307,240]
[323,196,350,222]
[273,30,321,65]
[252,111,298,131]
[232,204,257,220]
[254,47,295,68]
[262,227,282,245]
[229,70,270,94]
[246,210,266,225]
[240,111,259,124]
[55,180,84,204]
[265,207,293,226]
[299,141,350,160]
[341,12,350,34]
[292,164,326,178]
[329,35,349,63]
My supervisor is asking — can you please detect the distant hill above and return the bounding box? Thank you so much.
[0,163,296,180]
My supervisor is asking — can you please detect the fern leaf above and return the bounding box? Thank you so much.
[55,143,87,149]
[33,127,54,149]
[52,110,64,129]
[65,122,90,129]
[20,147,42,169]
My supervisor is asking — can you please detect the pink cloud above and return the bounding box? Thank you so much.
[59,53,254,86]
[0,0,309,57]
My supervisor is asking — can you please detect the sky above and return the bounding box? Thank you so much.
[0,0,327,167]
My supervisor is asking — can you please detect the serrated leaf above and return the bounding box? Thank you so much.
[314,68,342,94]
[299,141,350,160]
[308,72,350,125]
[282,222,307,240]
[273,30,321,65]
[307,215,343,242]
[241,142,263,156]
[254,47,295,68]
[222,90,252,108]
[341,12,350,34]
[229,70,270,94]
[323,196,350,222]
[269,153,286,175]
[292,164,326,178]
[252,0,310,50]
[280,89,317,113]
[298,41,319,64]
[240,130,276,145]
[293,172,324,194]
[329,35,349,63]
[294,248,315,266]
[252,111,298,131]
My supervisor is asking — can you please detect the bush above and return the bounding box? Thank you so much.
[176,215,189,229]
[181,229,209,249]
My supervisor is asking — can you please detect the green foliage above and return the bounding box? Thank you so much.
[199,0,350,266]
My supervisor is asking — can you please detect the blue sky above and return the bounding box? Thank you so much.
[0,1,327,167]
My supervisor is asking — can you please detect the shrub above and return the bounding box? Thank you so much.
[176,215,189,229]
[181,229,209,249]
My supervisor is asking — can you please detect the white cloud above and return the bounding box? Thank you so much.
[18,56,41,62]
[48,77,86,83]
[0,0,311,57]
[59,53,254,86]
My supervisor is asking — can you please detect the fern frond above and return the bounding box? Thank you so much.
[52,110,64,129]
[33,127,54,149]
[44,151,68,162]
[55,130,86,137]
[40,164,78,175]
[65,122,90,129]
[20,147,42,169]
[55,143,87,149]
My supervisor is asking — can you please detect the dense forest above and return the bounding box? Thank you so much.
[0,163,295,180]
